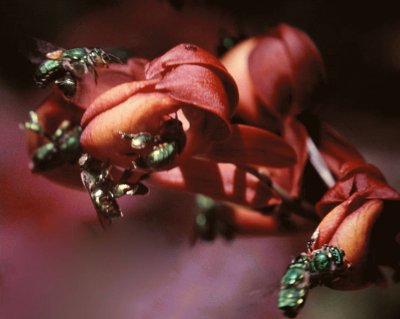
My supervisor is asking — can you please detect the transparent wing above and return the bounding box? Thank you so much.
[21,37,64,64]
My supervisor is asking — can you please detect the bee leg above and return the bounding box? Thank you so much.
[307,227,320,253]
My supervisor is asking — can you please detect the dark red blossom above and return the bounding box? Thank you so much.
[25,43,296,209]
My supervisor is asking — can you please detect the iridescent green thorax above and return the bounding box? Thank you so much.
[310,251,330,272]
[62,48,87,61]
[309,245,346,274]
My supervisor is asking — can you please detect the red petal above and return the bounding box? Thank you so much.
[202,124,296,168]
[71,58,147,109]
[81,79,159,127]
[154,64,234,140]
[316,198,384,289]
[317,163,400,215]
[248,24,326,116]
[80,92,182,167]
[208,204,281,236]
[146,44,238,140]
[267,118,308,196]
[147,158,281,208]
[319,122,365,176]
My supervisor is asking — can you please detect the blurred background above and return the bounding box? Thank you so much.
[0,0,399,318]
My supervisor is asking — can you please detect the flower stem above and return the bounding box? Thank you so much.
[238,165,320,222]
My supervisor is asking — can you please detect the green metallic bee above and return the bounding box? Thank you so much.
[278,229,349,318]
[20,111,82,172]
[33,40,121,98]
[120,118,186,170]
[79,154,149,227]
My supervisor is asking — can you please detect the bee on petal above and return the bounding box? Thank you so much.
[278,229,349,318]
[120,117,186,171]
[20,110,82,172]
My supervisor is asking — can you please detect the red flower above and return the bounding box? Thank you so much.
[25,43,296,208]
[221,23,366,197]
[219,23,400,288]
[311,163,400,289]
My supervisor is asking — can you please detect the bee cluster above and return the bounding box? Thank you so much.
[22,43,186,225]
[278,230,350,318]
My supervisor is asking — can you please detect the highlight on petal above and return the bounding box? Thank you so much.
[201,124,296,168]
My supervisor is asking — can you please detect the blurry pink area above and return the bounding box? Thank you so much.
[0,85,299,319]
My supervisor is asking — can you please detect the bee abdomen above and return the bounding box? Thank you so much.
[34,60,65,88]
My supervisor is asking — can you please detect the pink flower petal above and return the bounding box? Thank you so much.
[81,91,183,167]
[317,163,400,215]
[71,58,148,109]
[146,44,238,140]
[248,24,326,116]
[319,122,365,176]
[148,158,281,208]
[202,124,296,168]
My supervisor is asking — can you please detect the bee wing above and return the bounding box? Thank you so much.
[80,168,113,228]
[21,37,65,64]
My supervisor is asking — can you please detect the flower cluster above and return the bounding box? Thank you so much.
[22,23,399,316]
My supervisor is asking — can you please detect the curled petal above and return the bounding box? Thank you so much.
[201,124,296,168]
[147,158,281,208]
[317,163,400,215]
[81,44,239,169]
[146,43,238,140]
